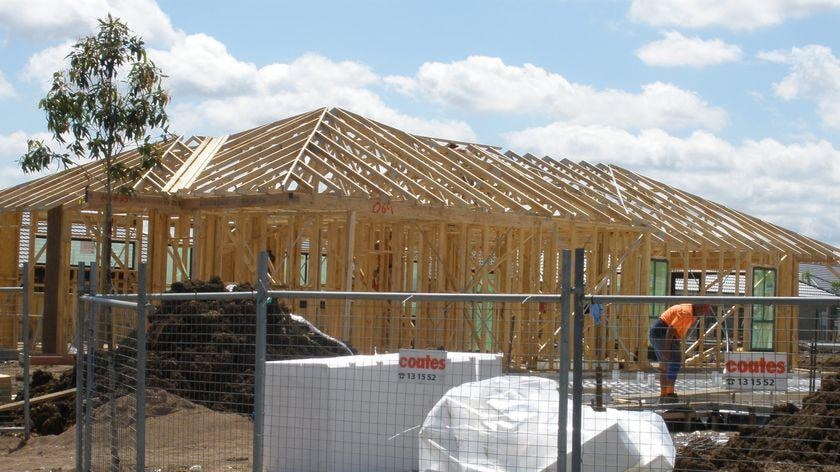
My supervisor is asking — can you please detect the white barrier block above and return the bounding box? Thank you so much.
[264,352,502,472]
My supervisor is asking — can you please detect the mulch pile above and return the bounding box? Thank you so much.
[676,372,840,471]
[13,277,352,435]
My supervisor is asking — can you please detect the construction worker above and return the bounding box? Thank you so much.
[648,303,713,402]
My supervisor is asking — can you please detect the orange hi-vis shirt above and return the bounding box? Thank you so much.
[659,304,697,339]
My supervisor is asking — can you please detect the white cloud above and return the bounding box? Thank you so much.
[168,53,476,141]
[0,131,55,189]
[504,123,840,247]
[0,0,179,46]
[637,31,742,67]
[18,24,476,145]
[629,0,840,30]
[385,56,728,131]
[759,45,840,130]
[149,34,259,97]
[0,71,14,99]
[21,41,75,91]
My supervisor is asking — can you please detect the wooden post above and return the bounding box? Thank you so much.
[43,206,66,354]
[640,230,652,370]
[341,210,356,342]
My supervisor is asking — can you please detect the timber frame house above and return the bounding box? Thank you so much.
[1,107,837,370]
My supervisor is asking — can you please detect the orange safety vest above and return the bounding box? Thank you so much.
[659,304,696,339]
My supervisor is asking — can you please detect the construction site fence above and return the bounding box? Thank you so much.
[0,263,32,439]
[72,250,839,472]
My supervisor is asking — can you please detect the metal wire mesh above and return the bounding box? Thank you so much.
[262,294,560,472]
[0,288,24,434]
[86,301,138,472]
[142,294,257,472]
[72,256,839,472]
[580,301,840,472]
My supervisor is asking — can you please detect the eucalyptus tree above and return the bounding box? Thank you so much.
[20,15,170,292]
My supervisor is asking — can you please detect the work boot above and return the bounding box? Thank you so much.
[659,393,680,404]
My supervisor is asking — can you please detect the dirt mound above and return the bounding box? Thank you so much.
[83,387,208,431]
[9,368,77,435]
[818,354,840,369]
[676,373,840,471]
[14,278,352,436]
[140,278,353,413]
[143,387,205,417]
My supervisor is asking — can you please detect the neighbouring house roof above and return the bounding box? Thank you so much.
[799,263,840,296]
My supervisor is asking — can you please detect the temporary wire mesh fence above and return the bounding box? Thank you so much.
[0,269,31,439]
[142,288,258,472]
[72,253,839,472]
[262,293,558,472]
[84,298,140,472]
[0,287,24,434]
[570,299,839,472]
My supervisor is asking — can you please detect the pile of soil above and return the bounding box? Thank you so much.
[12,277,352,436]
[1,368,77,436]
[27,368,77,435]
[126,278,353,413]
[676,373,840,471]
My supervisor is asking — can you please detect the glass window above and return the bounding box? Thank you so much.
[34,237,135,269]
[649,259,669,322]
[751,267,776,351]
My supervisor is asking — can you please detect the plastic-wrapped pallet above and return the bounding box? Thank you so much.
[419,376,675,472]
[263,352,503,472]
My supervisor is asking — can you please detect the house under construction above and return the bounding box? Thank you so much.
[0,107,837,369]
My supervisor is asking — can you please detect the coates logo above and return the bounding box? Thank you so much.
[725,357,786,375]
[399,355,446,370]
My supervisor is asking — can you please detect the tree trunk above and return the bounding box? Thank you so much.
[98,161,114,294]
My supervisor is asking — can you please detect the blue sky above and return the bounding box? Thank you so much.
[1,0,838,247]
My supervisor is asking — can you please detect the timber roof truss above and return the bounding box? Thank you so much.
[0,107,836,262]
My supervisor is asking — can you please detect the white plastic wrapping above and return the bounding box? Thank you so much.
[419,376,675,472]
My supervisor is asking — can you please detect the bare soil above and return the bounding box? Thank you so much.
[1,389,253,472]
[676,373,840,471]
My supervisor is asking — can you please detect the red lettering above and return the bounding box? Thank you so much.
[399,354,447,370]
[727,357,785,374]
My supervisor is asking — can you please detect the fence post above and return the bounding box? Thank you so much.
[136,263,148,472]
[75,261,86,471]
[557,250,571,472]
[253,251,269,472]
[108,290,118,472]
[85,263,98,472]
[571,248,585,472]
[22,261,30,442]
